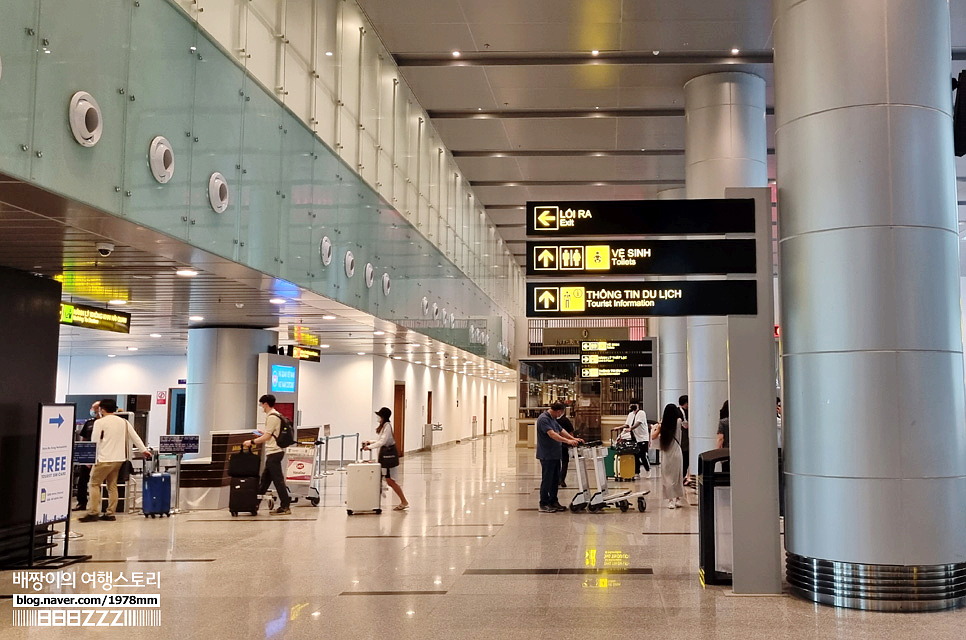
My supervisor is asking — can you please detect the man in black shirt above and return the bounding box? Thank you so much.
[74,401,99,510]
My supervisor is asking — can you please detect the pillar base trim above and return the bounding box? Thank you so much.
[786,552,966,612]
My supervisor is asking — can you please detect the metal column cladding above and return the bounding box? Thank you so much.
[774,0,966,611]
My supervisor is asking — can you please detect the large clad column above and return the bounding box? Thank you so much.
[684,73,768,471]
[657,189,688,411]
[774,0,966,610]
[185,327,275,456]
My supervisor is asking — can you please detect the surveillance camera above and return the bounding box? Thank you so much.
[95,242,114,257]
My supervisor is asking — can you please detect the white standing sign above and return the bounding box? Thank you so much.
[35,404,76,526]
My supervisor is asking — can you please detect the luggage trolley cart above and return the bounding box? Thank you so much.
[569,441,649,513]
[267,444,321,509]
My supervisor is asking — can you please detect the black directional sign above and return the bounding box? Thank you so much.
[526,239,756,276]
[526,280,757,317]
[581,365,653,379]
[527,199,755,236]
[580,352,653,366]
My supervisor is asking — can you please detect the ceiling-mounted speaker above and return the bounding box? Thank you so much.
[954,71,965,157]
[68,91,103,147]
[208,172,229,213]
[148,136,174,183]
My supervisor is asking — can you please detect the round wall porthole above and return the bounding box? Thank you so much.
[382,273,391,296]
[207,172,229,213]
[421,297,429,315]
[344,250,355,277]
[148,136,174,184]
[432,302,439,320]
[319,236,333,266]
[68,91,103,147]
[364,263,375,288]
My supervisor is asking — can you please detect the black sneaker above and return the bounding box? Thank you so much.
[270,507,291,515]
[99,514,116,522]
[78,514,100,523]
[538,505,554,513]
[552,504,568,512]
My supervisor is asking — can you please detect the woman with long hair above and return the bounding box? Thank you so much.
[362,407,409,510]
[651,403,686,509]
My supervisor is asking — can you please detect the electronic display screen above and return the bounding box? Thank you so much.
[270,364,297,393]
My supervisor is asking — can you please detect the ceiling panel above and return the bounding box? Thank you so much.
[500,117,619,149]
[396,67,498,110]
[431,119,513,150]
[446,157,526,181]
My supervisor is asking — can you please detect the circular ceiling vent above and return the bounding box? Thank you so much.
[382,272,391,296]
[207,172,229,213]
[68,91,103,147]
[344,250,355,277]
[148,136,174,184]
[365,263,375,288]
[319,236,333,266]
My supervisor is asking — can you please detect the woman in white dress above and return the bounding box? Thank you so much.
[651,403,686,509]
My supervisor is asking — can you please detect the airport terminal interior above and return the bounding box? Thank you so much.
[2,0,966,637]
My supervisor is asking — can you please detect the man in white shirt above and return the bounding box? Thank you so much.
[243,394,291,515]
[624,403,650,475]
[79,399,151,522]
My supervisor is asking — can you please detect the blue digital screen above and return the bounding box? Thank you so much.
[270,364,296,393]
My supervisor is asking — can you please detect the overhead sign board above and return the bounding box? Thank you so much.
[35,404,77,526]
[290,325,320,346]
[581,340,653,353]
[59,302,131,334]
[581,365,654,379]
[580,352,653,366]
[526,239,756,276]
[526,280,757,317]
[290,345,322,362]
[527,200,755,236]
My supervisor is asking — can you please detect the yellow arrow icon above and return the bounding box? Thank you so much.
[537,249,555,267]
[538,290,556,308]
[537,210,556,226]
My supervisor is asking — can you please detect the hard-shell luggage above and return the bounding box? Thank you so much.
[615,453,637,481]
[229,476,260,516]
[142,473,172,517]
[345,463,382,515]
[228,447,261,478]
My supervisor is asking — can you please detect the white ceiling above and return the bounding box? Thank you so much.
[355,0,966,264]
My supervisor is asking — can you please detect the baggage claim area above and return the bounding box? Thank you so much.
[3,0,966,638]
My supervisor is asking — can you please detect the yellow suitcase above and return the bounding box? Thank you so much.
[616,453,637,481]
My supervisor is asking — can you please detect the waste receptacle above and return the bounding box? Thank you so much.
[698,448,732,586]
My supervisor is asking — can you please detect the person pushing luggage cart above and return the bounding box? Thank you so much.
[361,407,409,511]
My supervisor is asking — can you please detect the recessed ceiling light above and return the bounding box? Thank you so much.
[374,330,385,336]
[323,315,337,320]
[127,347,138,351]
[132,275,152,280]
[325,51,333,56]
[320,344,330,348]
[652,50,660,56]
[189,315,204,322]
[431,365,438,368]
[436,351,445,355]
[269,298,286,305]
[150,333,162,338]
[107,354,116,358]
[415,360,422,364]
[357,352,366,355]
[452,50,460,57]
[108,299,127,305]
[731,48,740,55]
[591,50,599,56]
[176,269,198,277]
[393,356,402,360]
[451,356,458,359]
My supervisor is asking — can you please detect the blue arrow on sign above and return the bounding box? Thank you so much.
[49,414,64,428]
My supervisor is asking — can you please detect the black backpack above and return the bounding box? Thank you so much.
[272,412,296,448]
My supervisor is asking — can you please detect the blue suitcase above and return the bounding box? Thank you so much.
[142,473,172,518]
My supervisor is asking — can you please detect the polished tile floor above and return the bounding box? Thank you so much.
[2,431,964,639]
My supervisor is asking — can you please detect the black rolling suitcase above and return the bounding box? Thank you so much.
[229,477,260,516]
[228,446,261,478]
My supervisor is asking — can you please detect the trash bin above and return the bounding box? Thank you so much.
[698,448,732,586]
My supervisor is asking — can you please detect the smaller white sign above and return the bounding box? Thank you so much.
[36,404,76,526]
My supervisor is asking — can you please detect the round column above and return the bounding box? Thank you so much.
[657,188,689,411]
[684,72,768,471]
[185,327,275,456]
[774,0,966,610]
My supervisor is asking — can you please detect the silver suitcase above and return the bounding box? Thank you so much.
[345,463,382,514]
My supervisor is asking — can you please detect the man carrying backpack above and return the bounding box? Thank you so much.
[243,394,292,515]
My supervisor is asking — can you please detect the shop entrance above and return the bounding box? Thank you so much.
[394,383,406,456]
